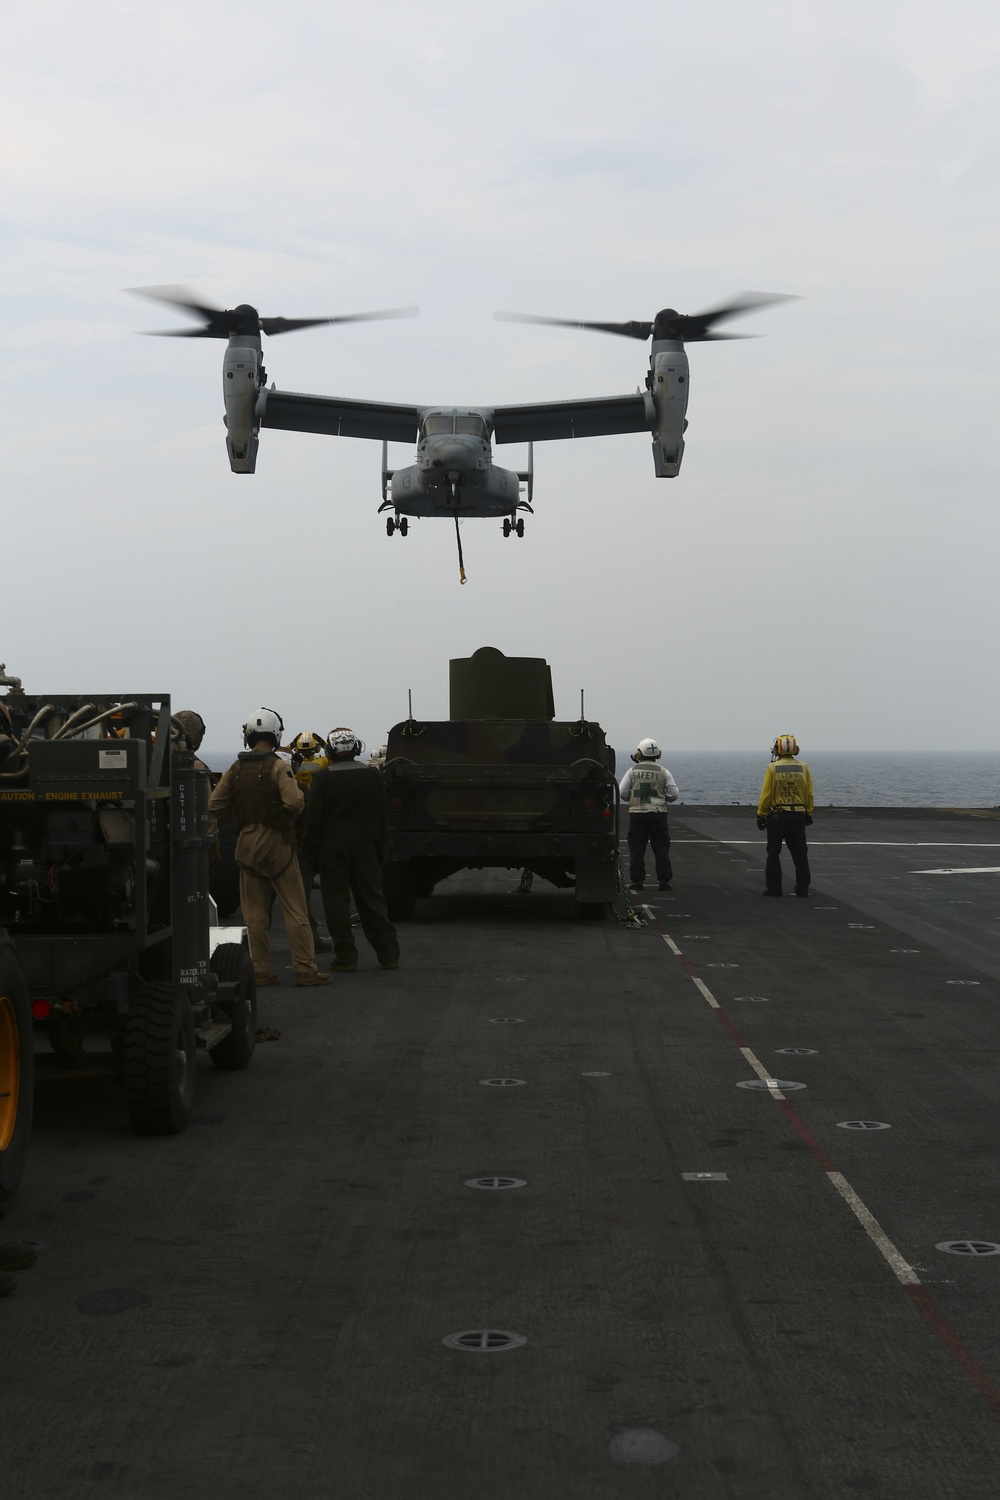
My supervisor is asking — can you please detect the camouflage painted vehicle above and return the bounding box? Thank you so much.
[382,647,618,919]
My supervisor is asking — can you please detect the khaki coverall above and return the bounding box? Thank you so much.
[209,751,320,980]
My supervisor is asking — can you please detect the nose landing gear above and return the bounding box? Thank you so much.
[502,517,525,539]
[386,516,409,537]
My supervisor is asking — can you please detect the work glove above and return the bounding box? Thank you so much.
[805,815,814,826]
[756,816,768,831]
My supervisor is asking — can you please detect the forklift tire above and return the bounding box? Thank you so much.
[124,983,197,1135]
[0,932,33,1210]
[209,944,257,1071]
[383,862,417,921]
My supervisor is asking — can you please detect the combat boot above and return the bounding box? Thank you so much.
[295,971,332,987]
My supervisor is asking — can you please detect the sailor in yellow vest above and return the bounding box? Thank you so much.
[757,734,814,897]
[619,738,680,891]
[286,731,332,951]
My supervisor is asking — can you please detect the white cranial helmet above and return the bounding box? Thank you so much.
[327,726,364,758]
[634,737,661,761]
[242,707,284,746]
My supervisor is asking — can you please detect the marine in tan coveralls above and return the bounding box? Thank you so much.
[209,709,330,988]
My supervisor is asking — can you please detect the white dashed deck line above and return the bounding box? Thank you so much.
[661,929,919,1289]
[825,1173,920,1286]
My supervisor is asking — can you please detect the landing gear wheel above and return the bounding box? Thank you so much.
[515,518,525,538]
[386,517,396,536]
[398,517,409,536]
[0,932,33,1209]
[384,862,417,921]
[209,943,257,1071]
[502,518,512,538]
[124,983,197,1135]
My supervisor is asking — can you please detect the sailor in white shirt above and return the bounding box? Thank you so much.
[619,738,679,892]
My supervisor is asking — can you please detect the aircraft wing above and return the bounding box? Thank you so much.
[258,388,421,444]
[492,393,654,444]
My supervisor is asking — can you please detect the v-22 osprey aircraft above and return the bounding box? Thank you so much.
[135,287,794,548]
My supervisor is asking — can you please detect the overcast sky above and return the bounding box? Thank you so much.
[2,1,997,754]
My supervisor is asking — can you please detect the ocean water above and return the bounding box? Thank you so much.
[202,748,1000,808]
[656,751,1000,809]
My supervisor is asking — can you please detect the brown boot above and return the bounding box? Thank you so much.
[255,971,280,986]
[295,970,332,987]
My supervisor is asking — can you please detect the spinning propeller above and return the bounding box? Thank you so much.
[495,292,795,343]
[129,285,419,338]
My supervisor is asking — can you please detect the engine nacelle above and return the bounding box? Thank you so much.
[649,340,689,478]
[223,343,262,473]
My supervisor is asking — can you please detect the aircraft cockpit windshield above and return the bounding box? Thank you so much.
[422,413,488,439]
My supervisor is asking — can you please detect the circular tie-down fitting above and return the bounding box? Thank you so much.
[706,962,738,969]
[935,1240,1000,1257]
[681,934,711,940]
[848,923,875,929]
[464,1176,527,1190]
[733,995,770,1003]
[837,1120,891,1131]
[442,1329,527,1352]
[580,1070,612,1077]
[946,980,981,986]
[608,1428,681,1465]
[775,1047,818,1056]
[736,1078,806,1090]
[890,948,920,954]
[479,1077,527,1088]
[486,1017,526,1024]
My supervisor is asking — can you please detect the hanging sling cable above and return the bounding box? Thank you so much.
[454,515,467,585]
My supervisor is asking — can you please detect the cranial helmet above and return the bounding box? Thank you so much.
[772,734,799,757]
[632,737,662,762]
[327,726,364,758]
[173,710,206,751]
[243,707,284,747]
[290,731,326,757]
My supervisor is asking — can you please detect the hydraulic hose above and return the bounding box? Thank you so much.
[52,704,97,740]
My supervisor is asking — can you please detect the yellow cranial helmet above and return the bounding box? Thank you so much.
[290,731,325,757]
[773,734,799,757]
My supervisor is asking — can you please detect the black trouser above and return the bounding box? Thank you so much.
[765,811,810,894]
[628,812,672,884]
[318,839,400,965]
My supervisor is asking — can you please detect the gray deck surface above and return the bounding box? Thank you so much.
[4,807,1000,1498]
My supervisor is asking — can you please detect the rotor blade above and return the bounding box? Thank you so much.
[260,306,419,336]
[686,291,799,326]
[495,310,653,340]
[127,285,226,323]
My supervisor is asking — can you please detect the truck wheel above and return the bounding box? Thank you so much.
[575,901,609,921]
[209,943,257,1071]
[384,862,417,921]
[124,983,197,1135]
[0,933,33,1210]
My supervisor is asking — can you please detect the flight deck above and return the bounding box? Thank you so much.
[4,807,1000,1498]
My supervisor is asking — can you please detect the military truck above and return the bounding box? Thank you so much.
[382,647,619,919]
[0,928,32,1208]
[0,685,256,1150]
